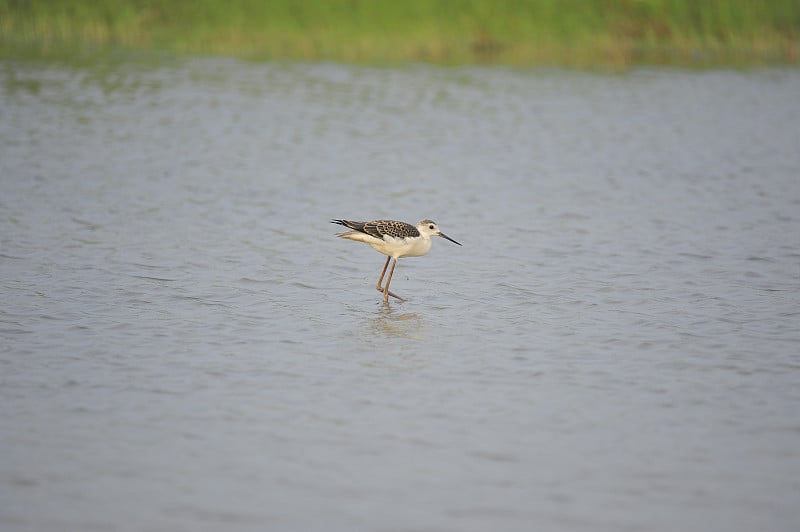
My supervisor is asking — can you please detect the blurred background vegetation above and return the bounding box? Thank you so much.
[1,0,798,67]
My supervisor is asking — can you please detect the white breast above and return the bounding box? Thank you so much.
[398,236,432,258]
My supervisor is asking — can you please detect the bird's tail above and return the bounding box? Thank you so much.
[331,219,365,232]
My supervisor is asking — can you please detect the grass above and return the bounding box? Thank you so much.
[1,0,799,67]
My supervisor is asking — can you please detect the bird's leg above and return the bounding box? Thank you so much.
[375,256,391,292]
[382,258,405,302]
[375,257,403,301]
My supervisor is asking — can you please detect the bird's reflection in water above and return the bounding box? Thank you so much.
[370,304,424,340]
[348,304,435,370]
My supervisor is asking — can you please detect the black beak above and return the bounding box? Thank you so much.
[438,232,462,246]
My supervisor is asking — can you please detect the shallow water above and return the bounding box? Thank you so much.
[1,57,799,532]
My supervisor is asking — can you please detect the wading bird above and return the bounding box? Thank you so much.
[332,219,461,302]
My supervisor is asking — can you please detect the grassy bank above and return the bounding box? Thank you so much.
[1,0,798,67]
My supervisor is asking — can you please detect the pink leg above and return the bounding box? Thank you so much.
[375,256,391,291]
[382,258,405,302]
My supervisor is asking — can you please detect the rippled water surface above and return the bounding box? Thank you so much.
[2,57,799,532]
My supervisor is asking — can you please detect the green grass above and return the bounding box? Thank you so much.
[2,0,799,67]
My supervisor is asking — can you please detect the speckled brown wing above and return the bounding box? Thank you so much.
[368,220,420,239]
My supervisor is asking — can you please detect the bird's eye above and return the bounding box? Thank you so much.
[429,224,434,229]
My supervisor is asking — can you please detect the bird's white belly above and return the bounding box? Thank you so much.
[401,237,432,257]
[370,236,432,258]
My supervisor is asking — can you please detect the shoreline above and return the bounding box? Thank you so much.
[2,1,798,68]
